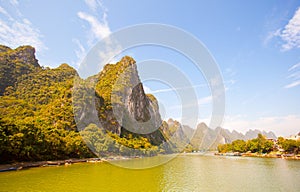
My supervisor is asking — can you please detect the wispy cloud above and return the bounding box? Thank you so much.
[287,71,300,79]
[77,11,111,42]
[145,84,207,94]
[197,96,212,105]
[84,0,98,12]
[144,79,235,95]
[9,0,18,6]
[0,6,11,19]
[75,0,121,70]
[84,0,106,13]
[72,38,86,67]
[284,80,300,89]
[285,62,300,89]
[168,95,212,111]
[0,3,46,52]
[267,7,300,51]
[263,29,281,46]
[288,62,300,71]
[280,7,300,51]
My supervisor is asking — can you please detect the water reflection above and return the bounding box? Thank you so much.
[0,155,299,191]
[160,154,300,191]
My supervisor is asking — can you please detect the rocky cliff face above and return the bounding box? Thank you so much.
[0,45,40,95]
[94,56,165,145]
[129,83,151,122]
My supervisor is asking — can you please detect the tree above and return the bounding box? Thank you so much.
[280,139,300,154]
[80,124,108,156]
[218,134,275,154]
[232,140,247,153]
[246,139,258,153]
[217,143,232,153]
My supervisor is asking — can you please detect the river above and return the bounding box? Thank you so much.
[0,154,299,191]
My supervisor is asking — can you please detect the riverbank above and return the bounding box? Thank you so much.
[0,156,140,172]
[215,152,300,160]
[2,152,299,173]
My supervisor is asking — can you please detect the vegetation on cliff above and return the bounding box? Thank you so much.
[94,55,166,146]
[0,47,93,162]
[0,45,172,163]
[0,45,40,95]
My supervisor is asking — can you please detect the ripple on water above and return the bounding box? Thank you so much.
[0,155,299,192]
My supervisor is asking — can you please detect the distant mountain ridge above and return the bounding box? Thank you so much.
[165,119,277,151]
[244,129,276,140]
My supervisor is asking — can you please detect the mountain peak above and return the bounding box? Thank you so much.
[0,45,41,95]
[93,56,165,145]
[0,45,12,53]
[197,122,208,130]
[57,63,77,72]
[119,56,136,66]
[14,45,39,67]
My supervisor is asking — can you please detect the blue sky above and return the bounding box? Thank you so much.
[1,0,300,136]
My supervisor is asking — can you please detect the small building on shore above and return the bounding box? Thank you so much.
[286,133,300,141]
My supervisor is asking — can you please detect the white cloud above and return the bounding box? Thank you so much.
[0,6,11,19]
[145,84,207,94]
[222,115,300,137]
[75,1,122,70]
[169,95,212,111]
[263,29,281,46]
[97,39,122,64]
[273,7,300,51]
[198,96,212,105]
[9,0,18,6]
[285,62,300,89]
[288,62,300,71]
[284,80,300,89]
[84,0,98,12]
[84,0,105,13]
[265,7,300,51]
[280,7,300,51]
[150,87,176,94]
[72,38,86,67]
[287,71,300,79]
[0,5,46,52]
[77,11,111,41]
[143,85,153,94]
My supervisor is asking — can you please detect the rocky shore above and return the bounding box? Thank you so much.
[0,156,140,172]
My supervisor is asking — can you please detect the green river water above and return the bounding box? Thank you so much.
[0,154,299,192]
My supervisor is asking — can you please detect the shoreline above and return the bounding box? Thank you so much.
[0,156,141,173]
[215,152,300,160]
[2,152,299,173]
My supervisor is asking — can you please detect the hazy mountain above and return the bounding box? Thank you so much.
[179,122,277,151]
[244,129,277,140]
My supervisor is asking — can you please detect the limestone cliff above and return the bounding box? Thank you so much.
[94,56,166,145]
[0,45,40,95]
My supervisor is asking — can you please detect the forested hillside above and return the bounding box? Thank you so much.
[0,45,181,163]
[0,46,92,162]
